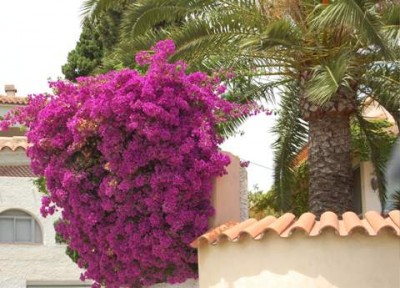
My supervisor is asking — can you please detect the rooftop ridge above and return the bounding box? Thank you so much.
[0,95,28,105]
[0,136,28,151]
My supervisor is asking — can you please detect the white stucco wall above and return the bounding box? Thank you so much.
[239,167,248,221]
[150,279,198,288]
[198,232,400,288]
[0,150,30,166]
[0,177,84,287]
[0,148,245,288]
[360,161,382,212]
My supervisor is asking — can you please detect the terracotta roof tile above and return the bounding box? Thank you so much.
[242,215,277,238]
[0,95,28,105]
[282,212,315,237]
[191,210,400,248]
[389,210,400,226]
[0,165,35,177]
[196,221,239,247]
[319,211,339,233]
[293,144,309,166]
[219,219,257,241]
[0,136,28,151]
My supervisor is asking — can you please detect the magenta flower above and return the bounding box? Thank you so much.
[0,40,246,288]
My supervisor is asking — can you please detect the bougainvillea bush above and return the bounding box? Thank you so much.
[1,40,243,287]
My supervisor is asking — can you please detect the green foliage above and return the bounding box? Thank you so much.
[351,119,397,162]
[36,181,80,264]
[248,185,279,219]
[62,5,126,81]
[392,190,400,210]
[62,18,104,81]
[77,0,400,214]
[272,83,308,211]
[249,161,309,219]
[54,219,80,264]
[354,116,398,209]
[252,120,396,217]
[32,176,48,195]
[290,162,310,216]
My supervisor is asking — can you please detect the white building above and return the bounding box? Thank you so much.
[0,86,87,288]
[0,86,204,288]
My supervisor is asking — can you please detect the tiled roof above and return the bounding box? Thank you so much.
[0,136,28,151]
[191,210,400,248]
[293,144,309,166]
[0,95,28,105]
[0,165,35,177]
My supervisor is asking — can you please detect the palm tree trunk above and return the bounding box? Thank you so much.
[308,114,353,216]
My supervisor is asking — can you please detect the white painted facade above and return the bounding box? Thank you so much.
[356,99,399,213]
[0,175,87,288]
[359,161,382,212]
[0,95,88,287]
[0,147,202,288]
[0,94,248,288]
[198,232,400,288]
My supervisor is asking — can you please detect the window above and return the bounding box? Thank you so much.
[0,209,42,244]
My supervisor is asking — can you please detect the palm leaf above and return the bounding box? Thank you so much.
[306,53,354,105]
[314,0,391,57]
[272,81,308,211]
[354,113,397,212]
[391,190,400,210]
[381,4,400,46]
[81,0,130,19]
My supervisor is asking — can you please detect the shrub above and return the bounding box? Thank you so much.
[1,40,242,287]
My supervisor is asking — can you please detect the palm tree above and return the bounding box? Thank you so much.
[83,0,400,216]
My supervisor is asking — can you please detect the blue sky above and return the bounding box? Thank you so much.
[0,0,276,191]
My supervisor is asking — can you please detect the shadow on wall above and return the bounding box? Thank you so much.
[199,231,400,288]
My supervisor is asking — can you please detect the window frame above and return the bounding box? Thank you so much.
[0,212,42,244]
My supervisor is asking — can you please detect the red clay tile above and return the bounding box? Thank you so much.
[338,220,348,236]
[382,217,400,235]
[309,220,322,237]
[220,218,257,241]
[289,212,315,234]
[360,219,377,236]
[241,215,277,238]
[364,211,386,233]
[192,210,400,247]
[388,210,400,227]
[0,95,27,105]
[267,213,295,235]
[343,211,366,234]
[0,136,28,151]
[0,166,35,177]
[319,211,339,233]
[191,221,238,248]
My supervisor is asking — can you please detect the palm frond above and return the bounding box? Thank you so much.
[391,190,400,210]
[381,4,400,46]
[313,0,390,57]
[272,81,308,211]
[242,18,302,51]
[306,53,353,105]
[121,0,215,38]
[354,113,397,212]
[360,60,400,126]
[81,0,129,19]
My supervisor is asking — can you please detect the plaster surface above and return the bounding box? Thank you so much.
[198,232,400,288]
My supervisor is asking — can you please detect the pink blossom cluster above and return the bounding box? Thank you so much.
[1,40,242,287]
